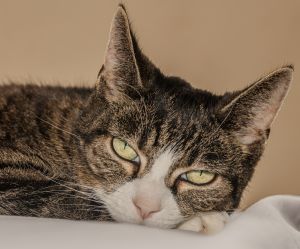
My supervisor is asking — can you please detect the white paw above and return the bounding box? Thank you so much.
[178,216,203,232]
[200,212,229,234]
[178,212,229,234]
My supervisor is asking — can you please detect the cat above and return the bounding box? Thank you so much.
[0,4,293,234]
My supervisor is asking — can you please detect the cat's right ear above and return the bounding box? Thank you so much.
[96,5,142,102]
[217,66,293,145]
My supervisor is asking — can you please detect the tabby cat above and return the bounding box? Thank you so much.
[0,4,293,234]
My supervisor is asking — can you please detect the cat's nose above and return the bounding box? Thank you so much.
[133,197,161,220]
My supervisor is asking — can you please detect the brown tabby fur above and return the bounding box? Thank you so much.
[0,4,293,225]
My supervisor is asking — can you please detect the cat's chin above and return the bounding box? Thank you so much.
[113,213,182,230]
[141,217,181,229]
[113,212,229,234]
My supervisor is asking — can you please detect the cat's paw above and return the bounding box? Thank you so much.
[178,216,203,232]
[200,212,229,234]
[178,212,229,234]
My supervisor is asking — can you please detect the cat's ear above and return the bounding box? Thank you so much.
[218,65,293,145]
[96,4,142,101]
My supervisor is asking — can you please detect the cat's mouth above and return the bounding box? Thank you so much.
[125,215,182,229]
[102,194,183,229]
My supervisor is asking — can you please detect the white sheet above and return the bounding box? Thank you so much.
[0,195,299,249]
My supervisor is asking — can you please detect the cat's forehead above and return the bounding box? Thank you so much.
[112,87,217,138]
[105,76,228,165]
[110,98,225,157]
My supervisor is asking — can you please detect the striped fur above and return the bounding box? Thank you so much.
[0,5,293,232]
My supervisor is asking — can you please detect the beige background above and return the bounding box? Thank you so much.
[0,0,299,207]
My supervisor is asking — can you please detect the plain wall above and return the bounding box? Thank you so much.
[0,0,299,207]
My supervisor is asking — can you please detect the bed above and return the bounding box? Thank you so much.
[0,195,299,249]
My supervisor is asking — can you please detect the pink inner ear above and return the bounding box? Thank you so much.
[105,46,118,72]
[236,129,262,145]
[236,106,277,145]
[235,78,290,145]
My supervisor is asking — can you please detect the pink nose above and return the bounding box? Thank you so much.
[133,197,161,220]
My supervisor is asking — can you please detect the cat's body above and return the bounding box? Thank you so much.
[0,5,293,234]
[0,84,108,220]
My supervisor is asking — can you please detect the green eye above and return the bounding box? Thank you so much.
[112,138,140,164]
[181,170,215,185]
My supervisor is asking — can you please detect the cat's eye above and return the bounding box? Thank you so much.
[112,138,140,164]
[180,170,216,185]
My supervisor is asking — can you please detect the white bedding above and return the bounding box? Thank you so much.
[0,195,299,249]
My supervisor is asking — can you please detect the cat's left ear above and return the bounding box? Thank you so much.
[218,66,293,145]
[97,5,143,101]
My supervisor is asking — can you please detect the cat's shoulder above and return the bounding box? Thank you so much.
[0,82,93,101]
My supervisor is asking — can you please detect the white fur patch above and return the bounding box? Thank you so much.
[146,148,174,180]
[178,212,229,234]
[97,148,184,228]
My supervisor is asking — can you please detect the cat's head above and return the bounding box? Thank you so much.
[75,5,293,228]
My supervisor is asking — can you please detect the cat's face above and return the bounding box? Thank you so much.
[75,5,292,228]
[79,85,244,228]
